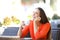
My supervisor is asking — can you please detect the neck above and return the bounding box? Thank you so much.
[34,21,41,27]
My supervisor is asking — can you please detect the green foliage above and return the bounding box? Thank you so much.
[50,0,57,10]
[0,22,2,27]
[23,0,30,2]
[52,14,60,20]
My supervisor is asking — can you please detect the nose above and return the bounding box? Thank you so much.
[33,13,37,18]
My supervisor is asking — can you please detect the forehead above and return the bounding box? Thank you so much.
[33,9,40,12]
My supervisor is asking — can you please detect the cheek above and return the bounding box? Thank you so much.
[33,14,38,18]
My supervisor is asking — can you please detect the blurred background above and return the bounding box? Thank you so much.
[0,0,60,40]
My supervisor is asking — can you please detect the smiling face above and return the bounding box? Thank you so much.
[33,9,40,19]
[33,8,49,24]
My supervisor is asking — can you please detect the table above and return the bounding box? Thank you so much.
[0,36,32,40]
[0,27,32,40]
[0,36,20,40]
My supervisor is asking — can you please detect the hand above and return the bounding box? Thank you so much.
[34,17,41,34]
[34,17,41,23]
[20,21,25,29]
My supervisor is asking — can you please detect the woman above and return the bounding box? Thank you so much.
[18,7,51,40]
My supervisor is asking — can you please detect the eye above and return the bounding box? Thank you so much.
[34,12,38,14]
[35,12,38,14]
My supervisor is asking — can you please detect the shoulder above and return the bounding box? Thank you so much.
[29,20,33,23]
[44,22,50,26]
[30,20,33,22]
[42,22,51,28]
